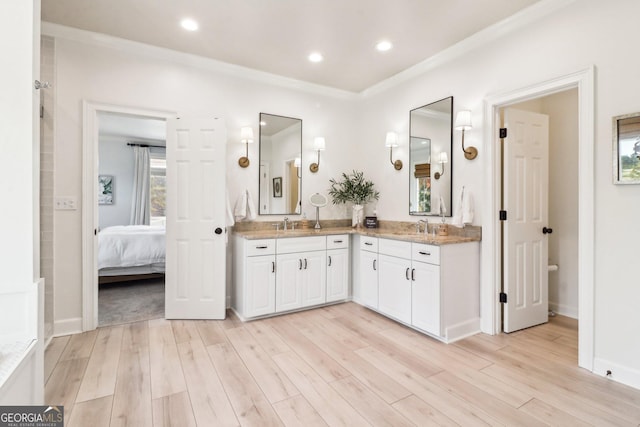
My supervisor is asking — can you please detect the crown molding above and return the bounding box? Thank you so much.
[360,0,577,98]
[41,22,358,100]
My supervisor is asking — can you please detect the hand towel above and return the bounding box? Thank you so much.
[246,190,257,221]
[226,190,235,227]
[234,191,247,221]
[451,187,465,228]
[462,189,474,225]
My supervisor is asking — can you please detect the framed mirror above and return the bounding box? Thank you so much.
[258,113,302,214]
[613,112,640,184]
[409,96,453,216]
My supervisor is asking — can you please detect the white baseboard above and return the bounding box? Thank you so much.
[226,295,231,309]
[445,318,481,343]
[53,318,82,337]
[549,301,578,319]
[593,358,640,391]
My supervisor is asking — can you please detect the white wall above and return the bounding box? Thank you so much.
[51,37,357,329]
[98,135,134,229]
[358,0,640,386]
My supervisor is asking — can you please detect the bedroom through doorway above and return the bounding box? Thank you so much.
[96,111,167,327]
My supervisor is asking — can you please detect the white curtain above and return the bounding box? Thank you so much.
[130,146,150,225]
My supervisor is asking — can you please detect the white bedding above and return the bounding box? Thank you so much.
[98,225,166,270]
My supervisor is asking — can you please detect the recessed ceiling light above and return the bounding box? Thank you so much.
[181,18,199,31]
[308,52,324,63]
[376,40,393,52]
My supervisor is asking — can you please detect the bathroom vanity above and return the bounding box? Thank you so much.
[232,226,480,343]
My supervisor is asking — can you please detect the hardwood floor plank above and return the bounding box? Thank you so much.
[77,325,124,402]
[329,376,415,427]
[121,321,149,351]
[45,358,89,414]
[392,395,457,427]
[272,351,370,426]
[519,397,595,427]
[45,335,70,383]
[67,395,113,427]
[267,316,350,383]
[428,371,546,426]
[110,345,153,427]
[244,321,291,357]
[272,395,328,427]
[177,339,239,426]
[59,330,98,361]
[195,320,228,346]
[148,322,187,399]
[207,342,283,427]
[152,391,197,427]
[225,327,299,404]
[293,310,369,350]
[222,309,244,330]
[170,320,200,344]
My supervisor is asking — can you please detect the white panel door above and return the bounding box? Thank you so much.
[165,117,226,319]
[359,250,378,309]
[503,108,549,333]
[378,254,412,324]
[276,253,303,312]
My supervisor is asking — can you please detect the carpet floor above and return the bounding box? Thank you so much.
[98,277,165,327]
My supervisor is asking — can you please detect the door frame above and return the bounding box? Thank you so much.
[481,67,595,371]
[82,101,175,331]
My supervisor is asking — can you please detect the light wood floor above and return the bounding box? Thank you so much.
[45,303,640,426]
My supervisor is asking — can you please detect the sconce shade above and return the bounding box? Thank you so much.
[240,126,254,143]
[385,131,399,148]
[313,137,326,151]
[439,152,449,163]
[455,111,472,131]
[294,157,301,168]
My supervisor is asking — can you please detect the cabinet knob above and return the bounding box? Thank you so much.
[214,227,223,235]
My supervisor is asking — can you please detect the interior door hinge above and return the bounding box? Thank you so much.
[499,128,507,138]
[499,210,507,221]
[499,292,508,303]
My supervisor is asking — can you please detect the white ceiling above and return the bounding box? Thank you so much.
[98,111,166,143]
[41,0,541,93]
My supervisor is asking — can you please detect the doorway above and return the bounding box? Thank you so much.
[82,102,174,331]
[482,67,595,370]
[96,111,167,327]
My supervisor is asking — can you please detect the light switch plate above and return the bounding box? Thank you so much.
[55,197,77,210]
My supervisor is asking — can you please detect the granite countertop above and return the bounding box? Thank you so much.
[233,226,480,245]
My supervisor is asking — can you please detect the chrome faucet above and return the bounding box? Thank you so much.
[283,217,290,231]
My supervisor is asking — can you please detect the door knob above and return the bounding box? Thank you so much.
[542,227,553,234]
[214,227,223,235]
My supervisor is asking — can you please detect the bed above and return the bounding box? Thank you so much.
[98,225,166,284]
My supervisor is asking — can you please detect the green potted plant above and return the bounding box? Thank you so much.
[328,170,380,227]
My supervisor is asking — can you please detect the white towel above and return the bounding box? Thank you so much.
[462,189,474,225]
[451,187,464,228]
[226,190,235,227]
[234,190,257,222]
[246,190,257,220]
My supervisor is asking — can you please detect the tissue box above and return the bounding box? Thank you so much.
[364,217,378,228]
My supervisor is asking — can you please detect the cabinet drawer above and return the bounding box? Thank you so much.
[412,243,440,265]
[277,236,326,254]
[327,234,349,250]
[360,236,378,252]
[246,239,276,256]
[379,238,411,259]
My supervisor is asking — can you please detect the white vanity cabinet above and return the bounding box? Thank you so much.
[358,236,379,309]
[326,235,350,303]
[378,239,413,324]
[233,238,276,318]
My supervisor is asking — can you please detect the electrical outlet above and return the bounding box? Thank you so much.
[55,197,77,210]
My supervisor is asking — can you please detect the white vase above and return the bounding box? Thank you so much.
[352,204,364,228]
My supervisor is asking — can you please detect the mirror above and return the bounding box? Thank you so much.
[258,113,302,215]
[309,193,327,229]
[613,112,640,184]
[409,96,453,216]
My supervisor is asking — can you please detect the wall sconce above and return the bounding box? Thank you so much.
[385,131,403,170]
[294,157,301,178]
[455,110,477,160]
[238,126,254,168]
[309,137,325,173]
[433,152,449,180]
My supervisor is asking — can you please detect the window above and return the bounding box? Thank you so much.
[150,153,166,225]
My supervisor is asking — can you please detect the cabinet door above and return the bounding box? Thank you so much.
[378,254,412,324]
[276,253,303,312]
[411,261,440,335]
[245,255,276,317]
[326,249,349,303]
[359,250,378,309]
[301,251,327,307]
